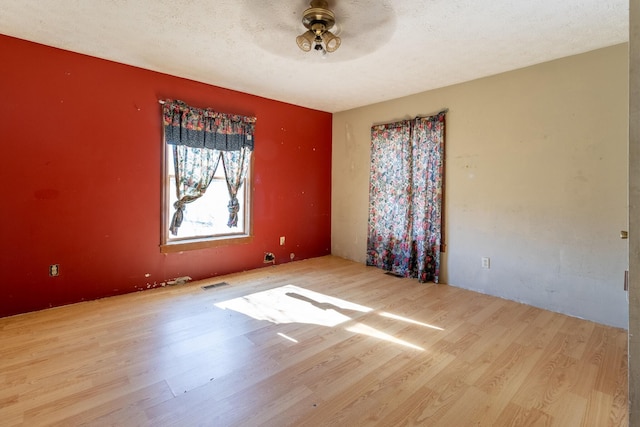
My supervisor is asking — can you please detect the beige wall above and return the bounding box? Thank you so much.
[332,44,629,328]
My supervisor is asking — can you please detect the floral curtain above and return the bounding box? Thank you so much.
[163,99,256,234]
[221,148,251,227]
[366,111,446,283]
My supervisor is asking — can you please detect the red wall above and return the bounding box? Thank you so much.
[0,35,332,318]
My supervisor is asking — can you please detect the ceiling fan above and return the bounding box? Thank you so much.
[296,0,341,54]
[239,1,395,61]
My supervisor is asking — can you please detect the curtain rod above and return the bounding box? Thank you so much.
[374,108,449,128]
[417,108,449,118]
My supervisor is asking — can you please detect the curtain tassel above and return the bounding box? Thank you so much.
[170,201,186,235]
[227,196,240,227]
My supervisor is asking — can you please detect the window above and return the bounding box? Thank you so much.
[160,100,255,253]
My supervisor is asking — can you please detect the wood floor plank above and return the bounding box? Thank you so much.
[0,256,628,426]
[493,402,554,427]
[49,380,175,427]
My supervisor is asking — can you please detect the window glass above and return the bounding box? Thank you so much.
[162,146,250,248]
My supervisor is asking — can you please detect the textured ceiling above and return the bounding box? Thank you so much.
[0,0,629,112]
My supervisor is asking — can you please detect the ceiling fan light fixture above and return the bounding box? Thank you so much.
[296,30,315,52]
[322,31,341,52]
[297,0,341,54]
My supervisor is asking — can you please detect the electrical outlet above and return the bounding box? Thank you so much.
[49,264,59,277]
[481,257,490,269]
[280,236,285,245]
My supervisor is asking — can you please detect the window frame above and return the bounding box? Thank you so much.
[159,139,253,253]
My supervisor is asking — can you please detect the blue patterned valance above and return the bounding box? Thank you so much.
[162,99,255,151]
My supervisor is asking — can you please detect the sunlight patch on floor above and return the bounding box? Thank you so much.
[379,311,444,330]
[216,285,429,351]
[215,284,370,327]
[346,323,424,351]
[277,332,299,343]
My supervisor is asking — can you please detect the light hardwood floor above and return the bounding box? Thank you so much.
[0,256,628,426]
